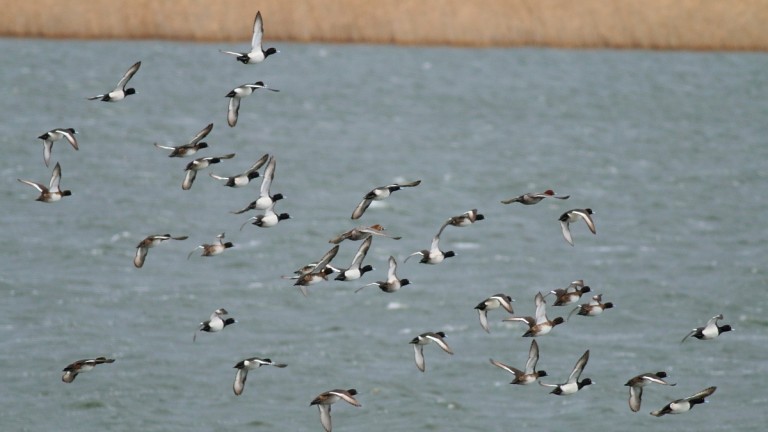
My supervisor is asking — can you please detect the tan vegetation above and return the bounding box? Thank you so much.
[1,0,767,50]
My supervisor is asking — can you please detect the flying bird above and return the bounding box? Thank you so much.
[187,233,234,259]
[489,339,547,385]
[293,245,340,296]
[232,357,287,396]
[503,292,564,337]
[410,332,454,372]
[625,371,676,412]
[681,314,732,343]
[650,386,716,417]
[501,189,570,205]
[546,280,591,306]
[18,162,71,203]
[404,225,455,265]
[239,201,290,230]
[230,155,284,213]
[226,81,278,127]
[62,357,115,383]
[355,256,409,293]
[219,11,278,64]
[209,153,269,187]
[153,123,213,157]
[38,128,78,167]
[559,208,596,246]
[351,180,421,219]
[328,224,401,244]
[567,294,614,320]
[182,153,236,190]
[539,350,592,395]
[87,61,141,102]
[193,308,236,342]
[440,208,485,229]
[310,388,361,432]
[134,234,188,268]
[475,293,515,333]
[330,236,374,282]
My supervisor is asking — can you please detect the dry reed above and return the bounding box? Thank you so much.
[1,0,767,50]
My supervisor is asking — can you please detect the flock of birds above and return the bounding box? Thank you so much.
[20,11,734,431]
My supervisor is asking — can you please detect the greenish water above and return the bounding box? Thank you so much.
[1,38,767,431]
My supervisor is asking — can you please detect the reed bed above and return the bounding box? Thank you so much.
[2,0,767,50]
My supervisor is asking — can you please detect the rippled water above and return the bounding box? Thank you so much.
[1,38,767,431]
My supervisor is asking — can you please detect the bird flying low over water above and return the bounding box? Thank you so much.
[681,314,732,343]
[625,371,676,412]
[231,155,284,213]
[219,11,278,65]
[38,128,78,167]
[239,201,290,230]
[182,153,236,190]
[559,208,596,246]
[330,236,374,282]
[328,224,401,244]
[232,357,287,396]
[503,292,564,337]
[17,162,71,203]
[405,225,455,265]
[489,339,547,385]
[567,294,614,320]
[187,233,234,259]
[62,357,115,383]
[87,61,141,102]
[310,388,361,432]
[293,245,340,296]
[475,293,515,333]
[501,189,570,205]
[650,386,716,417]
[440,208,485,229]
[410,331,454,372]
[154,123,213,157]
[193,308,236,342]
[539,350,592,395]
[351,180,421,219]
[209,153,269,187]
[134,234,188,268]
[546,280,591,306]
[226,81,279,127]
[355,256,409,293]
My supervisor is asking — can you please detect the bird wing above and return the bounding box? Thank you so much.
[426,334,453,354]
[49,162,62,191]
[189,123,213,145]
[59,129,79,150]
[490,359,524,376]
[250,11,264,52]
[477,309,490,333]
[227,97,240,127]
[317,404,332,432]
[42,141,53,167]
[567,350,590,384]
[259,155,276,197]
[629,385,643,412]
[525,340,540,374]
[351,197,373,219]
[397,180,421,188]
[413,344,426,372]
[386,256,398,282]
[233,367,248,396]
[247,153,270,175]
[182,169,197,190]
[18,179,47,193]
[350,236,372,268]
[534,292,548,325]
[315,245,340,270]
[134,247,148,268]
[683,386,716,402]
[560,220,574,246]
[116,61,141,90]
[575,210,596,234]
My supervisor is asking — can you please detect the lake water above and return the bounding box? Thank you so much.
[1,38,767,431]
